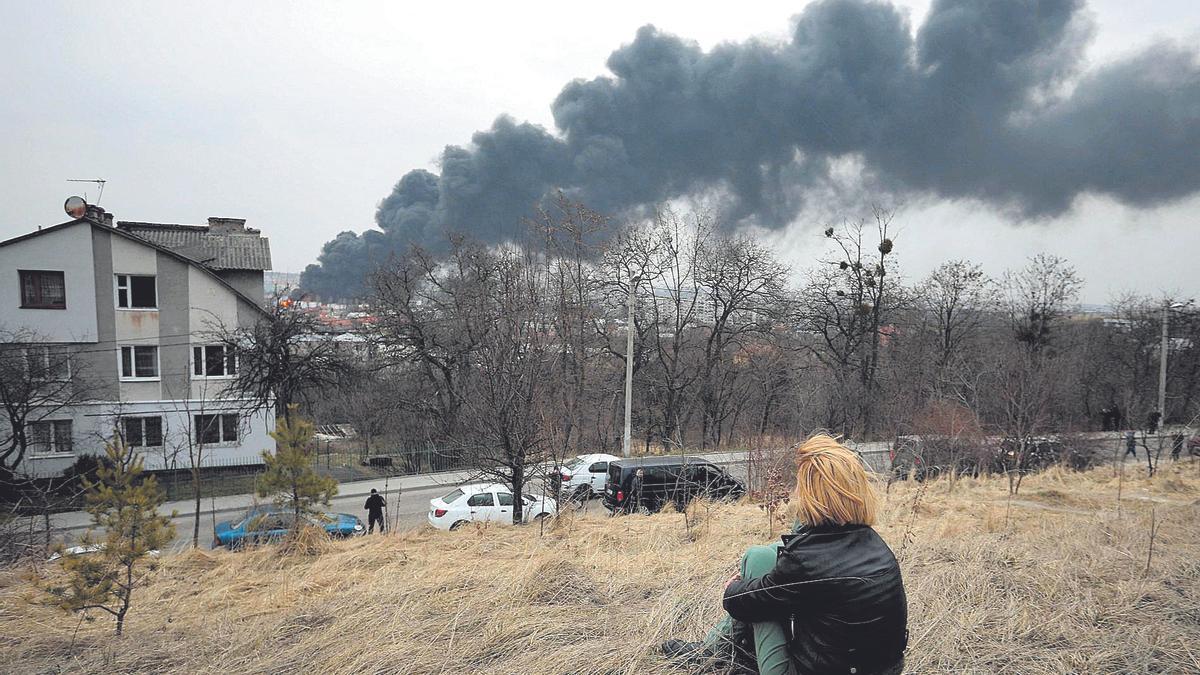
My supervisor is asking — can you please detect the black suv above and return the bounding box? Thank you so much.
[602,456,745,513]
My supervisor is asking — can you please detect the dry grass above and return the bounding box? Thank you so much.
[2,462,1199,674]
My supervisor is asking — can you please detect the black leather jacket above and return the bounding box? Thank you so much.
[723,524,907,674]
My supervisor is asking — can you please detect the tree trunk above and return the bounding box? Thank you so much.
[191,466,201,548]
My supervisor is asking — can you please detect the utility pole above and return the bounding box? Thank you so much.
[1157,301,1169,434]
[622,274,641,458]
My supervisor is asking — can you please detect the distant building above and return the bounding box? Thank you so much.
[0,206,275,477]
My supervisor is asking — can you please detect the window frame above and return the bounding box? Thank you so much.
[28,419,73,455]
[18,270,66,309]
[193,413,240,446]
[119,345,160,381]
[466,492,495,507]
[115,274,158,310]
[23,346,71,381]
[122,416,164,448]
[192,344,238,379]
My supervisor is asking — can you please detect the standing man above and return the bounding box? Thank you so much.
[1124,430,1138,460]
[364,488,387,534]
[627,468,645,514]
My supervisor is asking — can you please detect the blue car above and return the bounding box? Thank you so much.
[213,507,365,549]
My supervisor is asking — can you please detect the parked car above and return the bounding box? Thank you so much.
[991,437,1065,475]
[427,483,557,531]
[213,507,364,549]
[550,453,620,501]
[47,543,160,562]
[602,456,745,514]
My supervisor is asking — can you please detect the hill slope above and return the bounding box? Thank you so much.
[3,465,1198,674]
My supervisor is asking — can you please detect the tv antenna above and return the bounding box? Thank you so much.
[67,178,106,204]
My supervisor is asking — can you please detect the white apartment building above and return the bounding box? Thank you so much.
[0,206,275,477]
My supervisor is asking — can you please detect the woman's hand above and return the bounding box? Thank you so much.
[725,573,742,589]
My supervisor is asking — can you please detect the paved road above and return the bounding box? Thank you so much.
[55,444,892,552]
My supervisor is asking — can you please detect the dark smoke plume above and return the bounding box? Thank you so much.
[301,0,1200,298]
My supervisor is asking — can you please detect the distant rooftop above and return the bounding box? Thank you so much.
[116,217,272,271]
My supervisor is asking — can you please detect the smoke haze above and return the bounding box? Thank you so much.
[300,0,1200,298]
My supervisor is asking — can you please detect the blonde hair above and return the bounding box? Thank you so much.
[787,434,878,527]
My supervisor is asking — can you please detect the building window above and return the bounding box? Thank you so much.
[195,413,239,445]
[29,420,73,454]
[119,345,159,379]
[116,274,157,309]
[18,270,66,309]
[23,346,71,381]
[122,416,164,448]
[192,345,237,377]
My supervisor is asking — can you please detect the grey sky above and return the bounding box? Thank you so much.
[2,1,1197,303]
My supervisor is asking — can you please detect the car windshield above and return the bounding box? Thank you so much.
[562,457,585,472]
[440,489,465,504]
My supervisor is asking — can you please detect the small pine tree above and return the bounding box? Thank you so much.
[45,437,175,635]
[258,407,338,528]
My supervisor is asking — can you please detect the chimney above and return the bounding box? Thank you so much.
[84,204,113,227]
[207,217,246,234]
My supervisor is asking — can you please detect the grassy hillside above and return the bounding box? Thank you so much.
[2,464,1198,674]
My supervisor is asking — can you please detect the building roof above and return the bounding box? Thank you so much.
[116,220,272,271]
[0,212,269,317]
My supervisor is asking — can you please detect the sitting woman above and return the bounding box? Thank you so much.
[663,434,908,674]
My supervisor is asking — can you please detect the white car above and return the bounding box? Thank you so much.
[427,483,558,531]
[552,453,620,501]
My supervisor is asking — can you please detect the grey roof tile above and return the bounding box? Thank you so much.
[115,221,272,271]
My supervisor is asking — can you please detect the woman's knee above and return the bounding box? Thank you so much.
[740,544,781,578]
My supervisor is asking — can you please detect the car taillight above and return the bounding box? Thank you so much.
[434,508,447,518]
[617,490,625,502]
[561,473,572,481]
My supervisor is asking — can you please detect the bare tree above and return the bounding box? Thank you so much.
[694,233,789,446]
[371,238,497,439]
[918,260,999,371]
[451,245,555,524]
[216,302,351,424]
[794,209,901,437]
[0,328,96,473]
[1003,253,1081,354]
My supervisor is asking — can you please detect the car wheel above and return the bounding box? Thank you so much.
[534,512,551,522]
[449,520,469,531]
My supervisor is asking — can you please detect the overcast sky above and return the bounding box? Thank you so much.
[2,1,1197,304]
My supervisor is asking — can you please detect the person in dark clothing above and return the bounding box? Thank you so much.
[626,468,645,514]
[663,435,907,674]
[364,488,387,534]
[1172,434,1185,461]
[1125,430,1138,459]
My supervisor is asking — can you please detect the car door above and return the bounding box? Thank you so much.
[496,492,516,524]
[466,491,497,522]
[587,461,609,491]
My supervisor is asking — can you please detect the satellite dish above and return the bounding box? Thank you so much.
[64,196,87,219]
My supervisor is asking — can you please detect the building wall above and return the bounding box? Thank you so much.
[216,269,265,304]
[157,252,191,401]
[6,223,275,477]
[0,222,98,342]
[18,399,275,477]
[111,233,162,401]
